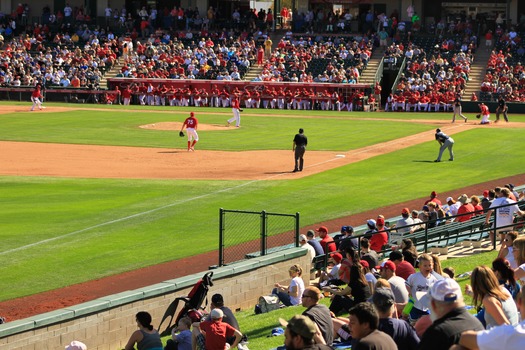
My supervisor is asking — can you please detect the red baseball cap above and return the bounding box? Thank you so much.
[360,260,369,268]
[401,208,410,215]
[316,226,328,233]
[376,217,385,226]
[331,253,343,263]
[190,112,195,116]
[376,260,396,272]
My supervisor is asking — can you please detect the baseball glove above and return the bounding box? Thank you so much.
[239,109,244,112]
[179,131,185,137]
[476,114,481,119]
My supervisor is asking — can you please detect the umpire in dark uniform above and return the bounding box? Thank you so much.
[495,95,509,122]
[293,128,308,172]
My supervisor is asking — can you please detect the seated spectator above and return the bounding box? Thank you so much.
[347,302,398,349]
[272,264,305,306]
[456,194,475,222]
[455,285,525,350]
[372,288,420,350]
[301,286,334,345]
[193,309,242,350]
[323,261,371,315]
[123,311,162,350]
[280,315,333,350]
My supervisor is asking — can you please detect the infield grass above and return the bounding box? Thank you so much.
[1,102,524,301]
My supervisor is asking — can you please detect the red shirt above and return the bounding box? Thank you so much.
[183,116,198,129]
[320,236,336,253]
[231,99,240,109]
[395,260,416,280]
[370,231,388,252]
[199,320,236,350]
[31,88,42,99]
[457,203,475,222]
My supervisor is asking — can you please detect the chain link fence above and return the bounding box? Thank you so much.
[218,208,300,266]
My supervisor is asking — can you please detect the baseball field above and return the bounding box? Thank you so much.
[0,102,524,317]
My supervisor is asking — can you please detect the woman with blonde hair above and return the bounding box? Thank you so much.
[513,236,525,282]
[273,264,305,306]
[465,265,518,329]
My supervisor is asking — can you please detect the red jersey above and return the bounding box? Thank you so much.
[199,320,236,350]
[183,116,198,129]
[231,99,240,109]
[32,88,42,99]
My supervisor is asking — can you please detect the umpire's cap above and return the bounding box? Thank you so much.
[299,128,304,133]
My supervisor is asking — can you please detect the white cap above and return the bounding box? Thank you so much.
[210,308,224,319]
[65,341,87,350]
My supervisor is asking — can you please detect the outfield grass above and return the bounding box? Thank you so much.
[1,102,524,301]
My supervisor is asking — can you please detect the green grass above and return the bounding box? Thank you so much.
[1,102,524,301]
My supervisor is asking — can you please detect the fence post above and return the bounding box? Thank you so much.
[423,222,429,253]
[295,212,300,247]
[261,210,267,256]
[219,208,224,266]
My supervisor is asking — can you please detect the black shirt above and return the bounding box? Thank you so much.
[303,304,334,345]
[498,98,506,108]
[417,307,484,350]
[293,133,308,147]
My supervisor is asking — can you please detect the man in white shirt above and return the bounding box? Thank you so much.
[485,187,524,246]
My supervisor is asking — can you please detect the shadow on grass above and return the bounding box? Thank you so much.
[412,160,437,163]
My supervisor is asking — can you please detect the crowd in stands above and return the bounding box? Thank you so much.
[0,3,522,110]
[479,27,525,102]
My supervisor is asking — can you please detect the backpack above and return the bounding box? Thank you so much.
[257,295,280,313]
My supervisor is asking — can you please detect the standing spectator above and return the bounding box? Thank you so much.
[405,254,439,323]
[264,35,273,58]
[485,188,524,246]
[273,264,305,306]
[347,302,398,349]
[293,128,308,173]
[64,3,73,23]
[124,311,163,350]
[417,279,484,350]
[301,286,334,345]
[434,128,454,162]
[485,30,493,51]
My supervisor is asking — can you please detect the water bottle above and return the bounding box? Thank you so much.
[403,297,414,316]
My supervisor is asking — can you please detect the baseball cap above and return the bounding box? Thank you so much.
[457,194,470,204]
[436,128,441,132]
[279,315,316,340]
[271,327,285,336]
[506,183,515,189]
[372,287,395,308]
[389,250,403,261]
[367,219,376,227]
[306,229,315,237]
[65,341,87,350]
[446,196,453,202]
[428,278,462,302]
[331,253,343,263]
[190,111,195,116]
[376,260,396,271]
[483,190,489,197]
[401,208,410,215]
[316,226,328,233]
[210,308,224,319]
[299,234,307,242]
[211,294,224,306]
[359,260,369,268]
[376,217,385,226]
[431,191,437,197]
